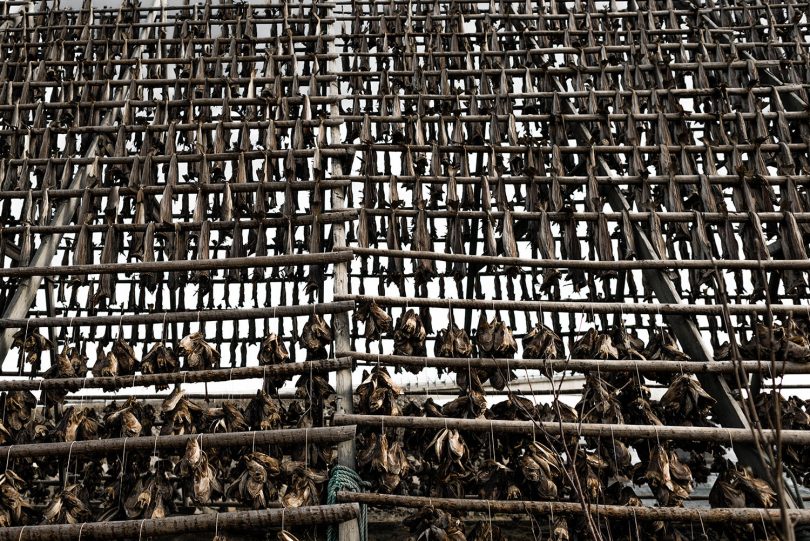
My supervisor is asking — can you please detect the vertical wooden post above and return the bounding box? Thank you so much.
[325,6,361,541]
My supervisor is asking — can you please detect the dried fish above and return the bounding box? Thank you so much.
[473,314,516,390]
[644,445,694,506]
[520,441,563,501]
[178,332,221,371]
[354,300,393,342]
[280,459,327,508]
[175,438,221,505]
[523,321,564,360]
[357,432,410,493]
[299,314,332,360]
[42,348,86,405]
[255,333,291,393]
[392,309,427,374]
[245,390,284,431]
[0,472,32,526]
[435,323,473,358]
[356,366,402,416]
[660,375,716,426]
[42,484,93,524]
[141,342,180,390]
[403,507,466,541]
[11,329,52,374]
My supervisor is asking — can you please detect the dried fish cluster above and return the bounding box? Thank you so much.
[0,391,333,526]
[27,329,307,396]
[12,330,53,374]
[718,318,810,363]
[356,366,401,416]
[355,367,719,505]
[354,301,393,342]
[393,310,427,358]
[300,314,333,360]
[2,0,810,537]
[402,507,467,541]
[472,314,517,390]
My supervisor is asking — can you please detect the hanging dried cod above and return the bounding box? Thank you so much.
[357,432,410,493]
[226,452,281,509]
[11,329,53,374]
[299,314,332,360]
[43,347,87,405]
[178,332,221,371]
[356,366,402,416]
[474,313,517,390]
[258,333,291,393]
[523,321,565,359]
[141,341,180,390]
[354,300,393,342]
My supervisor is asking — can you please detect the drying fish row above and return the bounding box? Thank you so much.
[353,365,790,540]
[0,375,335,444]
[11,313,332,386]
[0,386,337,527]
[0,447,329,527]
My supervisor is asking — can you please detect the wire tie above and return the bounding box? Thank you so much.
[487,500,493,541]
[77,523,86,541]
[5,446,13,474]
[697,509,707,538]
[65,441,77,487]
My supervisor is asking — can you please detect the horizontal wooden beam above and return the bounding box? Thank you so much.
[340,351,810,376]
[0,425,357,460]
[332,414,810,445]
[0,358,351,391]
[336,295,810,317]
[0,504,360,541]
[336,493,809,525]
[0,301,354,329]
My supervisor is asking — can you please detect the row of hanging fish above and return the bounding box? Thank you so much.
[11,313,330,384]
[0,374,334,446]
[0,384,335,528]
[355,374,779,541]
[0,447,328,528]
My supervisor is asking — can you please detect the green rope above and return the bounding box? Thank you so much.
[326,465,369,541]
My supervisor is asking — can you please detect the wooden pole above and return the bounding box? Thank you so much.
[0,425,357,460]
[336,294,810,317]
[339,351,810,376]
[0,251,353,279]
[336,493,810,525]
[332,413,810,445]
[0,504,361,541]
[0,209,357,236]
[339,247,810,271]
[327,2,361,539]
[0,357,353,391]
[0,301,354,329]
